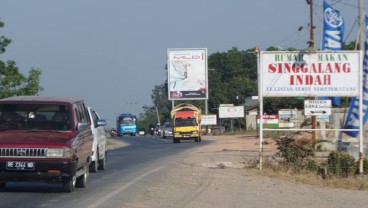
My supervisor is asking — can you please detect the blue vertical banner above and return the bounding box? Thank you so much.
[344,16,368,137]
[319,0,345,106]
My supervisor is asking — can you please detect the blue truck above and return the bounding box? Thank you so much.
[116,113,137,136]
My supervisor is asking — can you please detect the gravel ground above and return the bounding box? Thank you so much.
[108,135,368,208]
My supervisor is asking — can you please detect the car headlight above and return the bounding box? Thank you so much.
[47,148,71,158]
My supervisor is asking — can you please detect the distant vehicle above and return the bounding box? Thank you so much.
[149,124,155,135]
[0,96,93,192]
[162,122,173,138]
[116,113,137,136]
[138,128,145,136]
[110,128,118,137]
[154,124,162,136]
[87,107,107,172]
[171,103,202,143]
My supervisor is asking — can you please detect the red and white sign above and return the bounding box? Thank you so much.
[256,115,279,123]
[167,48,208,100]
[260,51,362,97]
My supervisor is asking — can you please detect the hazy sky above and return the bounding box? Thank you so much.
[0,0,364,128]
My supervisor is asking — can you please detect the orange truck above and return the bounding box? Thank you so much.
[170,103,202,143]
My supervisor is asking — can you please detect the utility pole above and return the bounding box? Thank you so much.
[155,106,161,126]
[307,0,317,140]
[308,0,315,49]
[358,0,365,175]
[359,0,365,49]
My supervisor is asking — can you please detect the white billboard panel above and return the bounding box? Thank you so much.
[201,114,217,125]
[167,48,208,100]
[260,51,362,97]
[219,106,244,118]
[304,99,332,115]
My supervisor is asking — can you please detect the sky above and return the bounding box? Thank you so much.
[0,0,365,128]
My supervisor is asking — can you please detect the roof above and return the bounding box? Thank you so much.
[175,111,195,118]
[244,96,259,111]
[0,96,84,104]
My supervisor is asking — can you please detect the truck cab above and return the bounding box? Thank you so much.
[171,103,202,143]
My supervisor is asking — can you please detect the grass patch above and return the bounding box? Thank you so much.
[245,134,368,190]
[247,160,368,190]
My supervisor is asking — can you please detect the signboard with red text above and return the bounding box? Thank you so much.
[167,48,208,100]
[260,51,362,97]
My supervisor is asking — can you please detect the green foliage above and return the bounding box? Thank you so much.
[264,97,304,114]
[0,19,11,54]
[0,19,43,98]
[343,41,357,50]
[364,158,368,174]
[327,151,356,178]
[207,47,258,114]
[274,136,315,167]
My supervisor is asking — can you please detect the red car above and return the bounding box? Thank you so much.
[110,128,118,137]
[0,96,93,192]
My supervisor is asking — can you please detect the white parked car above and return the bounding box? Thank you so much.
[162,122,173,138]
[87,106,108,172]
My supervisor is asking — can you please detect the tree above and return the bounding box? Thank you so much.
[0,19,43,98]
[141,46,316,131]
[208,47,258,113]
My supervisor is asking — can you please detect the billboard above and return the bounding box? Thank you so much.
[260,51,362,97]
[219,106,244,118]
[201,114,217,125]
[257,115,279,128]
[167,48,208,100]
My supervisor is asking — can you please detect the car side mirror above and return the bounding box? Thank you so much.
[77,122,88,131]
[96,119,107,127]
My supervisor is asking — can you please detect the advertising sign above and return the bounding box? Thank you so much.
[219,106,244,118]
[304,100,331,116]
[167,48,208,100]
[257,115,279,128]
[260,51,362,97]
[201,114,217,125]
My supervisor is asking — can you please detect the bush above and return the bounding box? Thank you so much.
[364,158,368,174]
[327,151,356,178]
[273,135,368,179]
[274,135,315,168]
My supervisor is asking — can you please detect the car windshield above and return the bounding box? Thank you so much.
[175,118,197,126]
[118,117,136,126]
[0,104,72,131]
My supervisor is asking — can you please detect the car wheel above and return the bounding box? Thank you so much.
[62,176,76,192]
[173,138,180,143]
[89,149,99,172]
[98,151,107,170]
[89,161,98,173]
[76,164,88,188]
[0,182,6,189]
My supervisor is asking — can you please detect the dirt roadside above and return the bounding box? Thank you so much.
[108,135,368,208]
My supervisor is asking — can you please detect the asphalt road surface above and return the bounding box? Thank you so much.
[0,135,205,208]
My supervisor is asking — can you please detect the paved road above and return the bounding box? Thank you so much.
[0,135,207,208]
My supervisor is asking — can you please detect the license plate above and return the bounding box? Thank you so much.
[6,161,35,170]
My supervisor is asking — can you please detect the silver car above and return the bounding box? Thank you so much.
[162,122,173,138]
